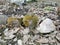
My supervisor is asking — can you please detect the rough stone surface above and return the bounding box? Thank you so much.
[0,15,8,25]
[37,18,56,33]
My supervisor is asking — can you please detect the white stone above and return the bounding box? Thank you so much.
[56,33,60,41]
[23,35,30,43]
[4,34,15,39]
[37,18,56,33]
[4,29,14,37]
[4,28,20,39]
[0,39,6,43]
[10,0,24,4]
[13,37,17,42]
[18,39,22,45]
[21,28,30,34]
[4,28,20,38]
[36,38,49,43]
[4,28,9,33]
[9,35,15,39]
[13,28,20,33]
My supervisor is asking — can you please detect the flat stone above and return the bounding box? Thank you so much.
[4,35,15,39]
[13,28,20,33]
[36,38,49,44]
[18,39,22,45]
[13,37,17,42]
[37,18,56,33]
[21,28,30,34]
[10,0,24,5]
[23,35,30,44]
[55,33,60,42]
[0,15,8,25]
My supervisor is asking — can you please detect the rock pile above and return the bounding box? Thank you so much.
[0,1,60,45]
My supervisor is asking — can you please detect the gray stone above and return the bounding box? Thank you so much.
[47,13,58,20]
[56,25,60,31]
[54,20,60,26]
[32,35,40,41]
[55,33,60,42]
[0,15,8,25]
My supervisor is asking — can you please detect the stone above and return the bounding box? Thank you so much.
[0,15,8,25]
[13,28,20,33]
[56,25,60,31]
[50,31,58,38]
[10,0,24,4]
[57,7,60,15]
[55,33,60,42]
[47,13,58,20]
[4,28,20,37]
[36,18,56,33]
[4,28,9,32]
[23,35,30,44]
[4,28,20,39]
[4,34,15,39]
[18,39,22,45]
[31,35,40,41]
[48,36,57,45]
[13,37,17,42]
[0,0,6,5]
[4,29,14,37]
[48,37,56,43]
[28,42,34,45]
[36,38,49,44]
[21,27,30,34]
[54,20,60,26]
[32,30,39,34]
[4,28,9,35]
[8,44,11,45]
[56,42,60,45]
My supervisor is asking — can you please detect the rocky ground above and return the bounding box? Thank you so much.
[0,1,60,45]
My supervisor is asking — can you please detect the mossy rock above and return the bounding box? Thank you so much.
[7,17,22,26]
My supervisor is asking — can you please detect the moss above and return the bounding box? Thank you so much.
[7,17,17,25]
[23,15,32,27]
[7,17,22,25]
[7,15,38,28]
[31,15,38,29]
[23,15,38,29]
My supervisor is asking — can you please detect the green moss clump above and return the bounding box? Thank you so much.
[23,15,38,29]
